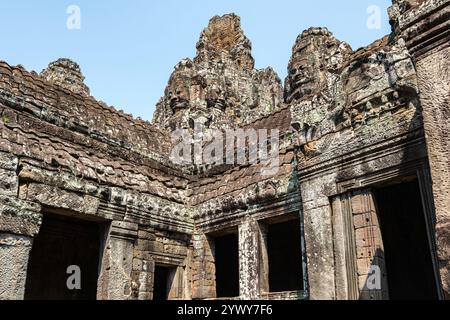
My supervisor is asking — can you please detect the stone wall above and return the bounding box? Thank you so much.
[390,0,450,298]
[0,0,449,300]
[0,58,193,300]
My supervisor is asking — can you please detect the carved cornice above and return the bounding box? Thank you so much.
[297,129,426,182]
[0,195,42,237]
[195,191,301,233]
[392,0,450,59]
[110,221,138,241]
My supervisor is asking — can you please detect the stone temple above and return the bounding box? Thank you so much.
[0,0,449,300]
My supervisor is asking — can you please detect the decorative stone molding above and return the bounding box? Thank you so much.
[0,195,42,237]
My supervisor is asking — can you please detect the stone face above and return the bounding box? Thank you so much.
[0,1,449,301]
[153,14,283,131]
[285,27,352,104]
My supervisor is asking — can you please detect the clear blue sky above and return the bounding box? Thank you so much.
[0,0,392,121]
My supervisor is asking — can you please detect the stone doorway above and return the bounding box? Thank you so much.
[374,179,439,300]
[260,218,304,293]
[335,171,442,300]
[24,213,105,300]
[213,232,239,298]
[153,265,176,300]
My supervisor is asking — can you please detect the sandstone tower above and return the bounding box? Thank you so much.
[0,0,449,300]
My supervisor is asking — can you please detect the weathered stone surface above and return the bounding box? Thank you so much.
[0,195,42,237]
[0,151,17,171]
[389,0,450,298]
[97,222,137,300]
[0,234,34,300]
[415,40,450,299]
[24,183,100,216]
[153,14,283,131]
[0,0,448,301]
[40,58,90,96]
[0,168,18,196]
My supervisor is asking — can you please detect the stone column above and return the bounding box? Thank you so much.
[97,221,137,300]
[131,228,155,300]
[332,189,389,300]
[0,195,42,300]
[238,219,260,300]
[258,223,270,294]
[301,197,336,300]
[331,196,350,300]
[297,170,338,300]
[351,189,389,300]
[191,231,216,299]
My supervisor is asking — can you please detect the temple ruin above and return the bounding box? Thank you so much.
[0,0,449,300]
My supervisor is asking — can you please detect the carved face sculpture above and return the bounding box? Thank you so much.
[285,33,322,103]
[189,75,207,107]
[167,79,190,114]
[165,60,197,114]
[286,55,316,103]
[166,62,212,116]
[206,83,226,111]
[153,14,284,131]
[285,28,352,104]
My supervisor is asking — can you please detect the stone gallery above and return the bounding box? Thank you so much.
[0,0,449,300]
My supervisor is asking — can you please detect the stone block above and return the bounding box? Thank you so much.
[0,168,18,196]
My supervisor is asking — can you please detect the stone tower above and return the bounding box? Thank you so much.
[0,0,449,301]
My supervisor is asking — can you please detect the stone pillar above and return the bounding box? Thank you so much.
[258,223,270,294]
[191,231,216,299]
[351,189,389,300]
[332,189,389,300]
[0,234,33,300]
[331,196,350,300]
[97,221,137,300]
[131,228,155,300]
[238,219,260,300]
[302,198,336,300]
[0,195,42,300]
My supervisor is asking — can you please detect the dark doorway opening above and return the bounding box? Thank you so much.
[375,179,439,300]
[266,218,303,292]
[153,266,176,300]
[24,213,104,300]
[214,232,239,298]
